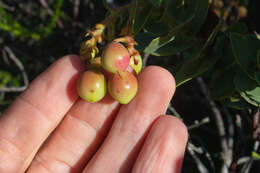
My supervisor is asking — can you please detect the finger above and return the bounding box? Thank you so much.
[27,95,120,173]
[83,66,175,173]
[0,55,84,173]
[132,115,188,173]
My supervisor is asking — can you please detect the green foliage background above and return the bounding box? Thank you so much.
[1,0,260,172]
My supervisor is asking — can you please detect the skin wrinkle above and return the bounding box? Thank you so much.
[27,96,120,172]
[32,155,53,173]
[20,56,82,121]
[51,132,80,165]
[132,116,188,173]
[68,103,103,133]
[68,96,120,132]
[0,137,25,161]
[2,96,52,144]
[29,147,71,172]
[18,95,53,125]
[57,115,99,162]
[0,55,85,173]
[133,122,167,172]
[67,113,98,139]
[151,130,174,172]
[136,140,158,172]
[0,97,53,173]
[0,140,24,173]
[35,131,82,172]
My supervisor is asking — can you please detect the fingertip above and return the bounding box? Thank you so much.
[139,66,176,96]
[154,115,188,145]
[56,54,85,73]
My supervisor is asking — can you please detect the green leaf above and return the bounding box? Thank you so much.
[252,152,260,160]
[149,0,163,7]
[225,22,248,34]
[144,20,171,35]
[210,65,237,100]
[134,32,157,52]
[234,70,260,107]
[143,15,193,54]
[152,36,195,56]
[175,23,223,86]
[0,71,12,88]
[230,33,260,79]
[222,97,251,110]
[133,0,153,34]
[209,35,238,100]
[166,0,209,34]
[175,53,220,86]
[186,0,209,33]
[0,0,63,40]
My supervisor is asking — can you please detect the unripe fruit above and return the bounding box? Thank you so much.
[238,6,247,18]
[108,71,138,104]
[101,42,130,73]
[213,0,223,9]
[129,55,142,74]
[77,70,106,102]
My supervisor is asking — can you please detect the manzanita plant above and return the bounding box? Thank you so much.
[1,0,260,172]
[78,23,142,104]
[77,0,260,109]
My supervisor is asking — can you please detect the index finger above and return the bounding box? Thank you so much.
[0,55,84,172]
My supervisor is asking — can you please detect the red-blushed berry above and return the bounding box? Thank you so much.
[77,70,106,102]
[101,42,130,73]
[108,71,138,104]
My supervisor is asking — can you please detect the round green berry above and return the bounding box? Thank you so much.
[77,70,106,102]
[101,42,130,73]
[108,71,138,104]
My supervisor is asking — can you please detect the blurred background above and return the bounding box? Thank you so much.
[1,0,260,172]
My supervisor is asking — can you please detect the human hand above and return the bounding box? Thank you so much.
[0,55,188,173]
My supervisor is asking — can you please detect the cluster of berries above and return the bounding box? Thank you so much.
[78,33,142,104]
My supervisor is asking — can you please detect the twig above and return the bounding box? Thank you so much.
[253,108,259,140]
[222,105,234,161]
[192,136,216,172]
[73,0,80,19]
[188,117,210,130]
[39,0,63,28]
[0,86,27,92]
[237,157,251,165]
[187,142,210,173]
[188,142,204,154]
[241,141,259,173]
[0,1,15,11]
[2,48,10,65]
[168,103,182,119]
[197,77,231,173]
[39,0,53,15]
[229,114,245,173]
[168,99,212,172]
[0,47,28,92]
[241,109,260,173]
